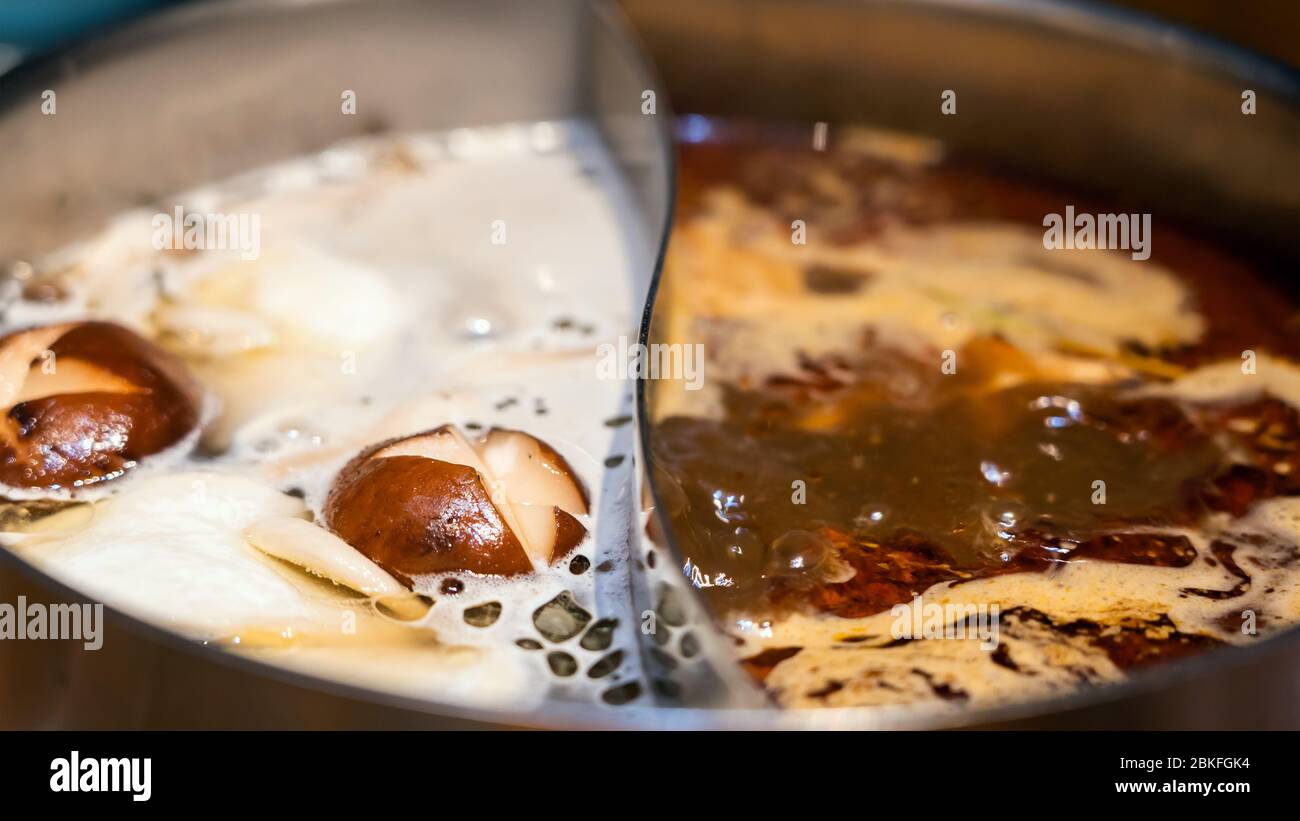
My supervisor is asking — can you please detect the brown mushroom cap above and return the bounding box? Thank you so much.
[0,321,203,489]
[322,425,590,585]
[325,454,534,585]
[553,508,588,560]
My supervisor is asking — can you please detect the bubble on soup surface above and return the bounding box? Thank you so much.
[532,591,591,642]
[463,601,502,627]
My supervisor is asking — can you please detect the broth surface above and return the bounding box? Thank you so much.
[0,122,649,711]
[649,119,1300,709]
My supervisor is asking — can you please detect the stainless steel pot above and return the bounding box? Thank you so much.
[1,0,1296,729]
[629,0,1300,730]
[0,0,676,730]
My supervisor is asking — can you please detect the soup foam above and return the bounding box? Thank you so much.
[1,121,648,710]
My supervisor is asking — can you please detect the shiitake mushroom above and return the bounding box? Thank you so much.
[0,321,203,489]
[323,425,589,585]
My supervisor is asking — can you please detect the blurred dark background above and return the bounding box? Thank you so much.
[0,1,1297,68]
[1108,0,1298,66]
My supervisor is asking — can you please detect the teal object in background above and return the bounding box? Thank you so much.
[0,0,181,70]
